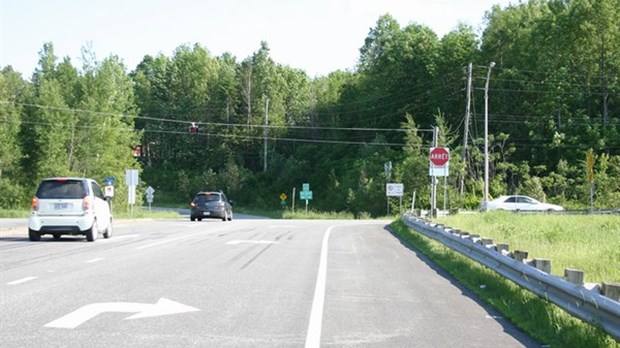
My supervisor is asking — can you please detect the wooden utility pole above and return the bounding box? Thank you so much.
[263,98,269,173]
[460,63,473,195]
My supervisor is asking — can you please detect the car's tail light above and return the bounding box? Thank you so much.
[83,197,92,212]
[190,202,196,208]
[218,202,225,208]
[31,197,39,211]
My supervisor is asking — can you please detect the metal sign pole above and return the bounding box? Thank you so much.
[443,175,447,213]
[292,187,296,213]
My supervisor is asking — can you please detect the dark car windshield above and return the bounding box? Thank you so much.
[194,193,221,204]
[36,180,87,199]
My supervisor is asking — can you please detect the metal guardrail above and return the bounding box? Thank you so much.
[402,214,620,341]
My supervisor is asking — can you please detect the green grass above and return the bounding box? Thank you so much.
[389,218,619,348]
[234,207,284,219]
[0,209,29,218]
[235,207,399,220]
[435,212,620,283]
[114,209,182,219]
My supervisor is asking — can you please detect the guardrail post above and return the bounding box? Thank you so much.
[564,268,584,285]
[496,243,510,253]
[532,258,551,274]
[481,238,493,246]
[513,250,529,262]
[602,282,620,301]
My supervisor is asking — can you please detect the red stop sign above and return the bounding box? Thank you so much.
[430,147,449,166]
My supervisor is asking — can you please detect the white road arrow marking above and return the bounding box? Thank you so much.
[7,276,38,285]
[45,298,200,329]
[226,240,278,245]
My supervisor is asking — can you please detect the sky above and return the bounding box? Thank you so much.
[1,0,516,79]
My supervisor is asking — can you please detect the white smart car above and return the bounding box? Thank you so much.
[28,177,113,242]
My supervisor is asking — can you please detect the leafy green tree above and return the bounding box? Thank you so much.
[0,68,28,207]
[396,114,431,209]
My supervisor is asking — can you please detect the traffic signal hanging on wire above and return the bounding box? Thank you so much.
[188,122,198,134]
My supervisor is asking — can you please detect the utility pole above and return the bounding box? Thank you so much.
[263,98,269,173]
[460,63,473,195]
[483,62,495,210]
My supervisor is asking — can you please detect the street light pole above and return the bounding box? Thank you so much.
[483,62,495,210]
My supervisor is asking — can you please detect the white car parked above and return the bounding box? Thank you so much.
[481,195,564,212]
[28,177,113,241]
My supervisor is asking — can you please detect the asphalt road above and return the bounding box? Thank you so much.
[0,217,540,347]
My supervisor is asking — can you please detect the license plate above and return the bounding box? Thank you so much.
[54,203,69,210]
[202,212,210,216]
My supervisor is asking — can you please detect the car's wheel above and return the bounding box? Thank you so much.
[53,233,61,240]
[190,216,196,222]
[227,211,233,221]
[197,218,202,221]
[86,220,98,242]
[222,211,228,221]
[103,218,113,239]
[29,229,41,242]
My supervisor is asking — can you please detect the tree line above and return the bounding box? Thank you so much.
[1,0,619,214]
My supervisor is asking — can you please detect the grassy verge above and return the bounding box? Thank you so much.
[435,212,620,283]
[283,210,355,219]
[114,209,182,219]
[389,218,618,347]
[0,209,29,218]
[234,207,283,219]
[236,208,399,220]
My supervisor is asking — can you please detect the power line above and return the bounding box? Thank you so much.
[1,100,435,133]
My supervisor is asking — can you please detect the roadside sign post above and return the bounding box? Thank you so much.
[146,186,155,212]
[125,169,139,218]
[384,161,392,215]
[292,187,296,213]
[587,149,595,212]
[429,147,450,217]
[279,192,287,209]
[300,183,312,214]
[386,183,404,215]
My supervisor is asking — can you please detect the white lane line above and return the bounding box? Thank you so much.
[135,235,194,250]
[226,240,278,245]
[86,258,104,263]
[305,225,335,348]
[8,276,38,285]
[135,227,230,250]
[110,234,139,240]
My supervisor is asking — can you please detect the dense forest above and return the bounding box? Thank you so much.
[1,0,619,215]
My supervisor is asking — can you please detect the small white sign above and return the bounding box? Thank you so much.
[146,186,155,202]
[429,163,450,177]
[125,169,139,186]
[386,183,404,197]
[104,185,114,197]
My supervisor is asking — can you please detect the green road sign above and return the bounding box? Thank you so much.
[300,190,313,200]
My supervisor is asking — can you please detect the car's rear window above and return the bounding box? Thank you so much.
[36,180,87,199]
[194,193,221,204]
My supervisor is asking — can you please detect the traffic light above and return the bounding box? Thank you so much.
[189,122,198,134]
